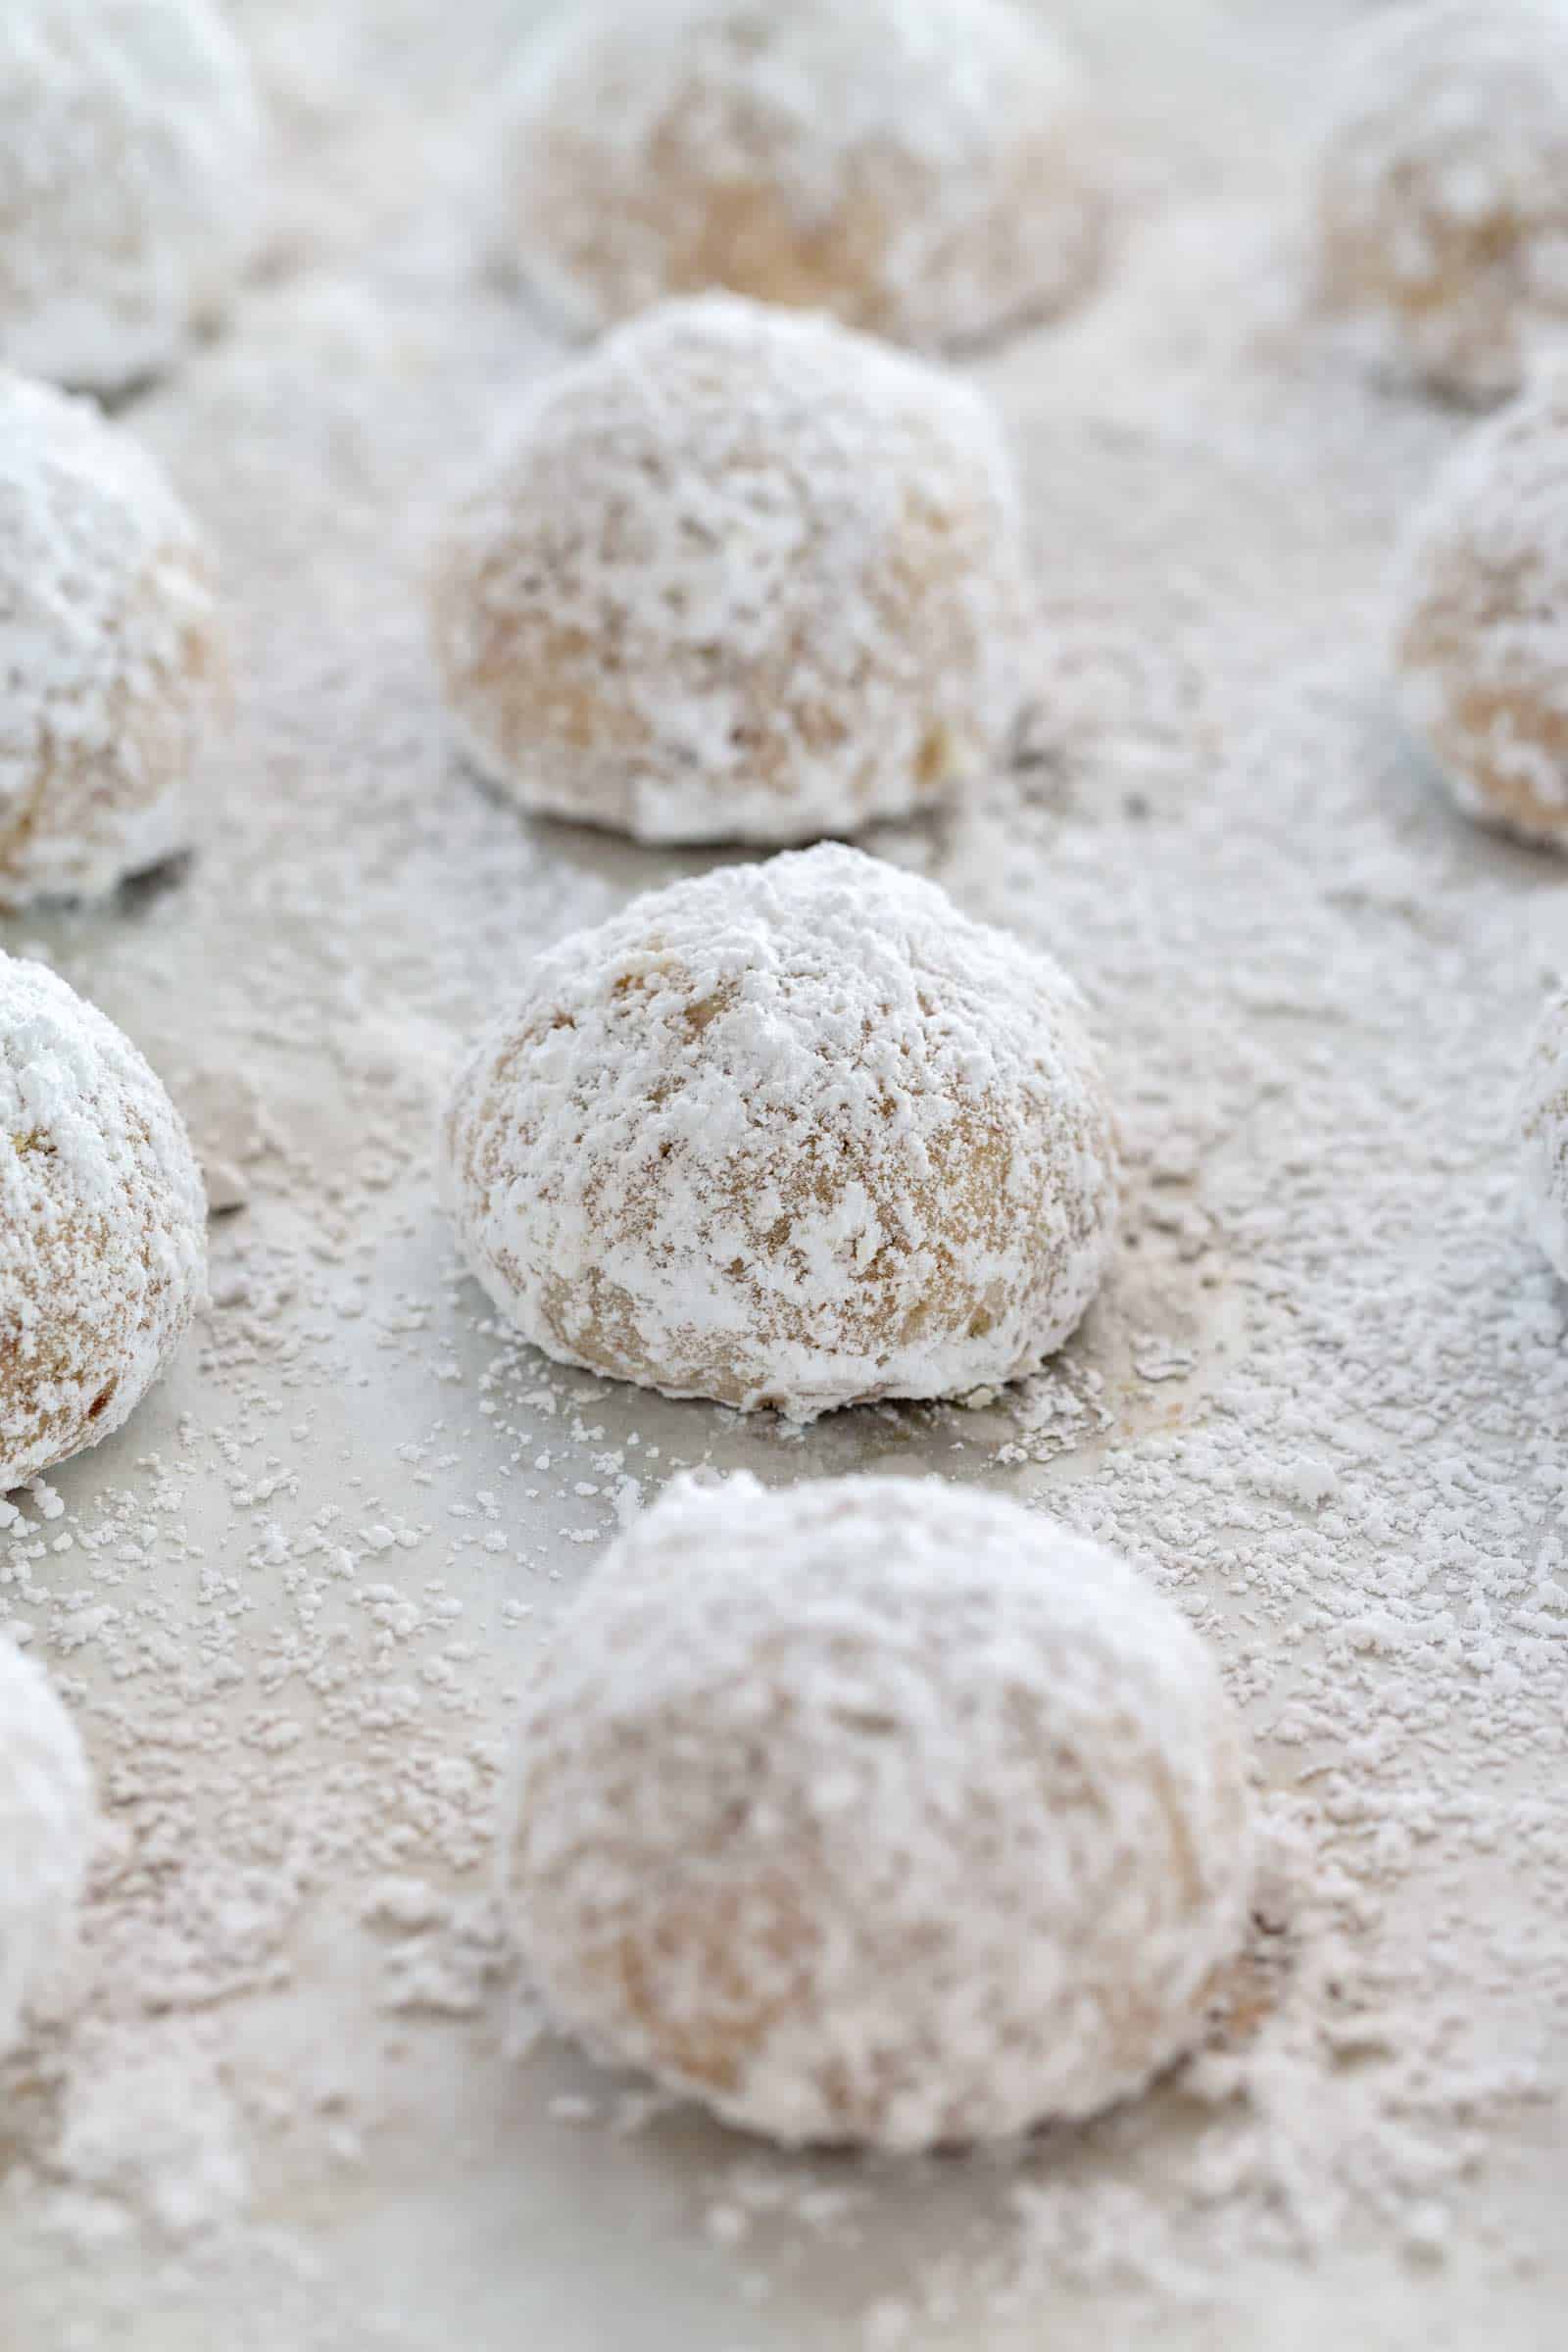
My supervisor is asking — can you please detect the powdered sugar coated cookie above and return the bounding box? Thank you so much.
[495,0,1104,353]
[428,295,1029,846]
[0,372,222,910]
[0,0,262,395]
[507,1473,1253,2149]
[1,954,208,1491]
[0,1635,94,2057]
[440,845,1119,1421]
[1520,990,1568,1277]
[1392,371,1568,846]
[1313,1,1568,405]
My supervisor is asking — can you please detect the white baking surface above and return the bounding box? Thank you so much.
[4,2,1567,2345]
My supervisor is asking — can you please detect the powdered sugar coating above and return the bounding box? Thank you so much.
[1391,373,1568,846]
[494,0,1104,354]
[1313,1,1568,406]
[0,1635,94,2058]
[1,954,208,1491]
[0,371,223,908]
[428,294,1030,846]
[0,0,262,396]
[441,845,1119,1421]
[508,1472,1253,2150]
[1519,992,1568,1278]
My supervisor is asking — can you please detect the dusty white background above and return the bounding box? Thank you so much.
[3,2,1567,2346]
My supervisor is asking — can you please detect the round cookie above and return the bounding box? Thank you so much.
[1,954,208,1492]
[1519,990,1568,1279]
[1313,2,1568,406]
[507,1473,1254,2150]
[1391,373,1568,847]
[0,0,262,395]
[440,844,1119,1421]
[427,295,1029,847]
[494,0,1104,353]
[0,371,222,910]
[0,1635,94,2057]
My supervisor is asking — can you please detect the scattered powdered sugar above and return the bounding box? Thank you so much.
[1311,0,1568,405]
[1,0,1567,2341]
[508,1471,1253,2150]
[495,0,1103,351]
[0,0,263,395]
[46,2015,253,2243]
[1391,368,1568,844]
[0,369,222,908]
[441,844,1118,1419]
[428,293,1030,844]
[0,1633,95,2055]
[0,952,209,1486]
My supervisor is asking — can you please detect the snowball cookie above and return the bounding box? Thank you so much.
[1313,2,1568,405]
[0,1636,94,2057]
[428,296,1029,847]
[441,845,1119,1421]
[0,372,222,911]
[507,1474,1253,2149]
[1391,374,1568,847]
[495,0,1103,353]
[0,0,262,395]
[2,954,208,1492]
[1519,992,1568,1277]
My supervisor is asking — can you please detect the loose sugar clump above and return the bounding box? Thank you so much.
[0,0,262,395]
[494,0,1104,353]
[507,1473,1254,2151]
[1313,2,1568,405]
[0,372,223,909]
[1,954,208,1491]
[440,845,1119,1421]
[1392,372,1568,847]
[428,294,1030,847]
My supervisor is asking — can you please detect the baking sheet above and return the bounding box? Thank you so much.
[4,3,1566,2345]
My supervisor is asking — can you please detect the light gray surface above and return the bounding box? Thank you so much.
[2,2,1565,2346]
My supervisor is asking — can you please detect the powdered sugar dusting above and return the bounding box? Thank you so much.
[1,0,1568,2341]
